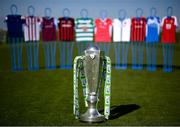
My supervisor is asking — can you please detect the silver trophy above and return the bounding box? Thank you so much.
[80,46,106,123]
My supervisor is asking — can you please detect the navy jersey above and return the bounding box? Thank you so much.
[146,16,160,43]
[5,15,25,38]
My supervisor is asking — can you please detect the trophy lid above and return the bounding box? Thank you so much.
[85,46,99,52]
[85,46,105,59]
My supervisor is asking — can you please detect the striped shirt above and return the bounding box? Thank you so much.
[58,17,75,41]
[75,18,94,42]
[24,16,41,42]
[130,17,146,42]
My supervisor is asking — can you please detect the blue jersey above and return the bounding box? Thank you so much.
[5,15,25,39]
[146,16,160,43]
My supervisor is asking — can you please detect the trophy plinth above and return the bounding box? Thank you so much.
[80,94,106,123]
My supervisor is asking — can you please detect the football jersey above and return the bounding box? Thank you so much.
[58,17,75,41]
[146,16,160,43]
[161,16,178,43]
[131,17,146,42]
[75,18,94,42]
[42,17,57,41]
[5,15,25,38]
[24,16,41,42]
[113,18,131,42]
[95,18,112,42]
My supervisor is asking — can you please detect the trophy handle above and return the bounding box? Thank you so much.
[103,56,111,119]
[73,56,86,118]
[78,57,89,107]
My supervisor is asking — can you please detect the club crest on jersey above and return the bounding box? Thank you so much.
[123,22,127,27]
[104,22,107,25]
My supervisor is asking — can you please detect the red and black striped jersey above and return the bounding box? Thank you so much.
[58,17,75,41]
[130,17,146,42]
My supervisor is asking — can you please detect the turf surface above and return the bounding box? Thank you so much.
[0,42,180,126]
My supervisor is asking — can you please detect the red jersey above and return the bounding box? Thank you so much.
[95,18,112,42]
[42,17,57,41]
[130,17,146,42]
[58,17,75,41]
[161,16,178,43]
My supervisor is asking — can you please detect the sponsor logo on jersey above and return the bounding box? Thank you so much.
[166,24,171,29]
[62,24,72,27]
[135,25,143,28]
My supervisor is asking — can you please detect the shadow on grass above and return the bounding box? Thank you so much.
[109,104,141,120]
[100,104,140,120]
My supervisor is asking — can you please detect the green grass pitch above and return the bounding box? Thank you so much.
[0,40,180,125]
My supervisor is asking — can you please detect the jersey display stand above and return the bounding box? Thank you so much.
[8,38,23,71]
[58,8,75,69]
[59,42,74,69]
[24,5,40,71]
[146,8,160,71]
[162,44,174,72]
[113,9,130,69]
[161,7,178,72]
[5,5,24,71]
[131,8,146,70]
[76,9,94,56]
[95,10,112,56]
[114,42,130,69]
[146,43,157,71]
[97,42,110,56]
[4,6,179,72]
[42,8,57,70]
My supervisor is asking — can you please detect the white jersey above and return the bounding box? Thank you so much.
[113,18,131,42]
[24,16,41,42]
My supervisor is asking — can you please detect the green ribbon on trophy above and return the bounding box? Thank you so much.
[104,56,111,119]
[73,54,111,120]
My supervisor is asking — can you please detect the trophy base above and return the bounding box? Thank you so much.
[80,109,106,123]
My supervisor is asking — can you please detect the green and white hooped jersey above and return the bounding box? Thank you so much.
[75,18,94,42]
